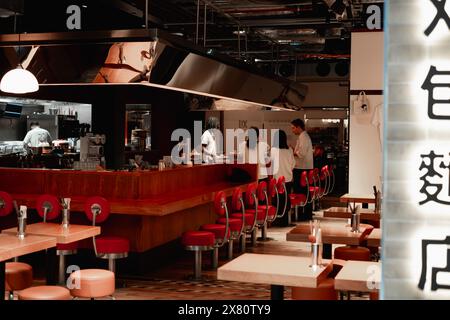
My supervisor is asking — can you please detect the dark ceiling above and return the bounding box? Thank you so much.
[0,0,382,78]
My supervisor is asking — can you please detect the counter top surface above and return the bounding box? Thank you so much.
[334,261,381,292]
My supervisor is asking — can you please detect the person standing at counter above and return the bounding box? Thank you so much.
[23,121,52,149]
[201,117,220,164]
[291,118,313,221]
[271,130,295,226]
[239,127,268,182]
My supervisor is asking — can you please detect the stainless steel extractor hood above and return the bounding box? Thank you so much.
[0,29,307,110]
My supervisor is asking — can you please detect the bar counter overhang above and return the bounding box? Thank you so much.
[0,164,257,252]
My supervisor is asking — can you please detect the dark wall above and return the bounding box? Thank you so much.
[5,85,190,169]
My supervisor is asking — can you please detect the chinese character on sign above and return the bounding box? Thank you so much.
[418,236,450,291]
[425,0,450,36]
[419,151,450,205]
[422,66,450,120]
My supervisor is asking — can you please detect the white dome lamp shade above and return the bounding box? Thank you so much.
[0,64,39,94]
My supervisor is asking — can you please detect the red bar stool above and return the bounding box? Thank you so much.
[36,195,78,285]
[84,197,130,274]
[255,179,278,241]
[217,187,244,259]
[289,171,310,222]
[245,182,271,243]
[181,231,215,280]
[320,166,330,196]
[0,191,33,300]
[308,169,321,211]
[231,183,258,248]
[274,176,288,220]
[200,191,230,269]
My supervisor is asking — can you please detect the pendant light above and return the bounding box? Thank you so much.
[0,12,39,94]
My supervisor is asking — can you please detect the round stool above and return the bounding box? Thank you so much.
[334,246,371,261]
[181,231,215,280]
[5,262,33,300]
[217,217,243,259]
[370,292,379,300]
[291,278,338,300]
[19,286,71,300]
[68,269,115,299]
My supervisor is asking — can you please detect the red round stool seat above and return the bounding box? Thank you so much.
[57,242,79,251]
[19,286,72,300]
[245,208,266,221]
[200,224,229,239]
[182,231,215,247]
[5,262,33,292]
[309,187,320,196]
[289,194,307,206]
[231,213,255,226]
[256,205,277,219]
[95,236,130,254]
[334,246,371,261]
[217,218,242,232]
[370,292,379,300]
[291,278,338,300]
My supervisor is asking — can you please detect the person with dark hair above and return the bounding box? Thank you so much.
[23,121,52,148]
[239,126,268,181]
[270,130,295,226]
[201,117,220,163]
[291,118,313,221]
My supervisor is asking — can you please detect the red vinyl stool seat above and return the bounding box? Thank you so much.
[291,278,338,300]
[182,231,215,247]
[69,269,115,299]
[231,213,255,227]
[57,242,79,251]
[289,194,307,207]
[181,231,215,280]
[334,246,371,261]
[18,286,72,300]
[255,205,277,220]
[5,262,33,300]
[245,208,266,222]
[217,218,242,233]
[95,236,130,254]
[370,292,379,300]
[200,224,229,241]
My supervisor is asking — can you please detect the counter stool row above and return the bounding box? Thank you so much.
[181,177,288,280]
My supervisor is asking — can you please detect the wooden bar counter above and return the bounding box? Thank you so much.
[0,164,256,252]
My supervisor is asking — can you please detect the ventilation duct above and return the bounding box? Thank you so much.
[0,29,307,110]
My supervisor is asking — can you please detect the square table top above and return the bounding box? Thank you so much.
[2,222,100,244]
[366,228,382,247]
[217,253,332,288]
[0,233,56,261]
[286,222,373,246]
[339,194,376,204]
[334,260,381,292]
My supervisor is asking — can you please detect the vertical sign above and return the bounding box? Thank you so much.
[386,0,450,299]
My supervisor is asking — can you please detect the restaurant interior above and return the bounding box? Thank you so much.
[0,0,385,301]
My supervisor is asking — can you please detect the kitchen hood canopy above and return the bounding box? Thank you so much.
[0,29,307,110]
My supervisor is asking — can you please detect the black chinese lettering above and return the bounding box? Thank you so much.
[425,0,450,36]
[419,151,450,205]
[418,236,450,291]
[422,66,450,120]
